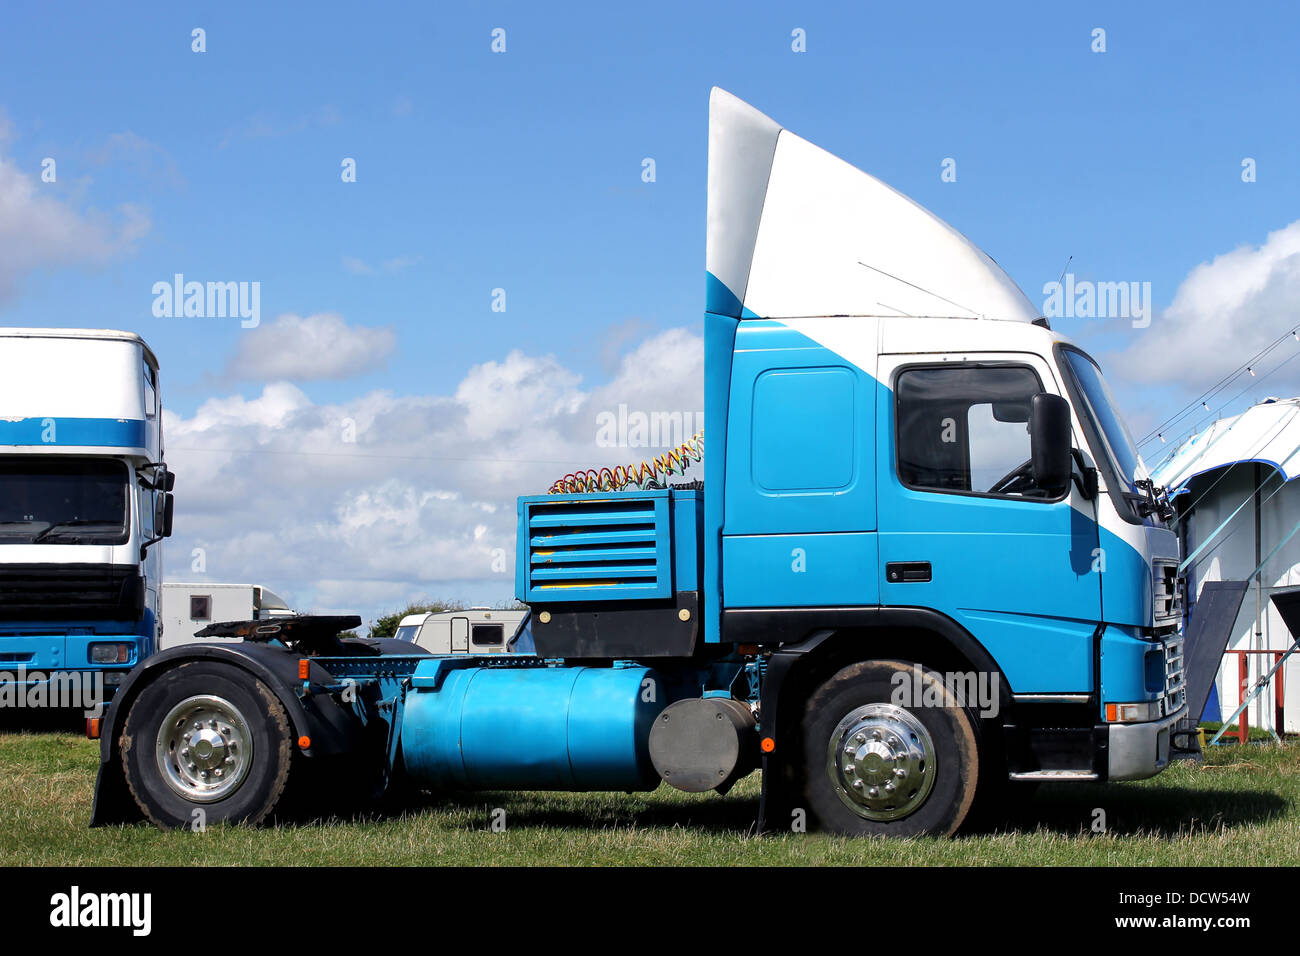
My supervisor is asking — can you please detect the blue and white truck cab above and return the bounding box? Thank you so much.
[0,328,174,708]
[90,92,1187,837]
[702,87,1184,791]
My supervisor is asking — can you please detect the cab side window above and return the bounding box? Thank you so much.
[896,365,1051,498]
[144,366,158,418]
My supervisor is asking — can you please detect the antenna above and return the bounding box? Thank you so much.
[1056,255,1073,290]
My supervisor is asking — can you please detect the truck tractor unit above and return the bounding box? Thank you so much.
[0,328,174,708]
[89,91,1187,837]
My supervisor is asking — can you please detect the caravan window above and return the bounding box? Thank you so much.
[190,595,212,621]
[471,623,505,646]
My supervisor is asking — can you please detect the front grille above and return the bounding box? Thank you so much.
[0,564,144,621]
[1153,561,1182,625]
[1162,635,1185,716]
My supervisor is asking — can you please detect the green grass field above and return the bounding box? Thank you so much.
[2,727,1298,866]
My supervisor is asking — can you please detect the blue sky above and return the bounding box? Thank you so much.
[1,1,1298,619]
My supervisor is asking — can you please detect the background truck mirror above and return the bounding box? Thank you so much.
[1029,393,1072,493]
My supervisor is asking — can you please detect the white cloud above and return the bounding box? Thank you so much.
[224,312,397,382]
[1108,219,1300,391]
[0,140,150,301]
[166,327,704,627]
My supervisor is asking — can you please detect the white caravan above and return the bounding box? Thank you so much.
[160,582,295,649]
[394,608,527,654]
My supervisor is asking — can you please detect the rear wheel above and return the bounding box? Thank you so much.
[801,659,980,837]
[120,662,293,829]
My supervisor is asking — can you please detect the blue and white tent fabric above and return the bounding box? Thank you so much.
[1152,397,1300,494]
[1152,397,1300,733]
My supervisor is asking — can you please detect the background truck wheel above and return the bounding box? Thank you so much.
[801,659,980,837]
[119,662,293,829]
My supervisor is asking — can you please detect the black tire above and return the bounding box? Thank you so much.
[120,662,293,829]
[800,659,980,837]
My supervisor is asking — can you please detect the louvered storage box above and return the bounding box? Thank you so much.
[515,489,701,604]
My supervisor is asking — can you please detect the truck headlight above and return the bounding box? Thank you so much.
[89,643,131,664]
[1105,701,1162,723]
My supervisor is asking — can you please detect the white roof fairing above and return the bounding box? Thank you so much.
[706,88,1042,323]
[1151,398,1300,494]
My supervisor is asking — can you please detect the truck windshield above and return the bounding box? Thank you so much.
[1059,349,1147,492]
[0,458,129,544]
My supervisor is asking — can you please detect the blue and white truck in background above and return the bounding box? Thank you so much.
[89,91,1192,836]
[0,328,174,707]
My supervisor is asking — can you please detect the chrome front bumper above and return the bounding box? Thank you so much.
[1106,702,1187,781]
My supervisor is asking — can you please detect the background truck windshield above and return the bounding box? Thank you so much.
[0,458,129,544]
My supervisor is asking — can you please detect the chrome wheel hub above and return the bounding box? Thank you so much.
[155,695,254,803]
[827,703,936,821]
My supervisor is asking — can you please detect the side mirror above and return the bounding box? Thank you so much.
[1029,393,1073,494]
[154,493,175,538]
[164,469,176,492]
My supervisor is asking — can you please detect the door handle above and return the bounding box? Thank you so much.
[886,561,931,583]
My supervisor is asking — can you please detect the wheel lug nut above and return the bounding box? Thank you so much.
[868,787,879,798]
[855,733,866,743]
[853,780,863,789]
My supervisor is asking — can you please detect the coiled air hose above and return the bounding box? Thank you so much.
[548,431,704,494]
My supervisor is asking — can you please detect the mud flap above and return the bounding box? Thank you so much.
[89,755,136,827]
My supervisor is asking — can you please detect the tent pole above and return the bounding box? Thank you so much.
[1254,463,1263,731]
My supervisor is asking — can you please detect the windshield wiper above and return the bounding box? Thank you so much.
[30,519,119,543]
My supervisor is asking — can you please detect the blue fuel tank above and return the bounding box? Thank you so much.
[401,660,665,791]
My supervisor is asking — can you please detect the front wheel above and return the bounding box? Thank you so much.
[801,659,980,837]
[120,662,294,829]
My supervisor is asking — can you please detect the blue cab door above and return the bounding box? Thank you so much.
[875,352,1102,694]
